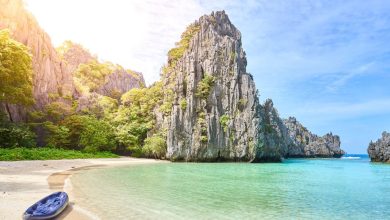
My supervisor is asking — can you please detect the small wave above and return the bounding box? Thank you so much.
[341,156,361,160]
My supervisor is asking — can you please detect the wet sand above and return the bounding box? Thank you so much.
[0,158,165,220]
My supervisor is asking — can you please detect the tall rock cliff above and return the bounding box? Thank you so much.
[368,131,390,162]
[0,1,145,122]
[159,11,344,162]
[284,117,344,158]
[0,0,74,121]
[159,11,288,162]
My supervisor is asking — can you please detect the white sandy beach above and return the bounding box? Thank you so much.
[0,157,165,220]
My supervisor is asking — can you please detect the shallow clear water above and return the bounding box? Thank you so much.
[71,155,390,220]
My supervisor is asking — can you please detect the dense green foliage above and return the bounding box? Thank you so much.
[0,120,36,148]
[0,20,200,160]
[43,115,116,153]
[80,116,116,152]
[142,134,167,159]
[74,60,113,92]
[115,82,163,151]
[195,74,215,99]
[0,29,34,106]
[0,147,118,161]
[14,80,166,159]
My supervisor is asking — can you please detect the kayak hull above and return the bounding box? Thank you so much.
[23,192,69,220]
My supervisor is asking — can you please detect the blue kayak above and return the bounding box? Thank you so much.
[23,191,69,220]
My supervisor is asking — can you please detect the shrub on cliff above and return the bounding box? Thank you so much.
[195,74,215,99]
[167,23,200,67]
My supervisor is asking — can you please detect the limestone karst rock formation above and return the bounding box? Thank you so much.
[367,131,390,162]
[59,42,145,99]
[0,0,74,121]
[284,117,344,158]
[159,11,288,162]
[159,11,344,162]
[0,0,144,121]
[0,1,344,162]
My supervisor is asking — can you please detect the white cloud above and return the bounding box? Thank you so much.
[326,62,376,92]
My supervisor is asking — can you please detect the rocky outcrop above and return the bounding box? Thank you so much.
[60,42,145,99]
[0,1,145,121]
[0,0,74,121]
[368,132,390,162]
[283,117,344,158]
[59,41,95,75]
[159,11,344,162]
[96,69,145,98]
[160,11,289,162]
[257,99,292,161]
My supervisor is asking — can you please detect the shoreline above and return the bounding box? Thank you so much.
[0,157,166,219]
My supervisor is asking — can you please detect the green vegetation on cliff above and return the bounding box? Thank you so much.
[0,19,202,161]
[0,29,34,121]
[167,23,200,67]
[195,74,215,99]
[74,60,113,92]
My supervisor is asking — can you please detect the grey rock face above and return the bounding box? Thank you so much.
[368,131,390,162]
[61,42,145,99]
[161,11,344,162]
[256,99,292,161]
[161,11,288,162]
[0,0,74,121]
[61,42,95,76]
[0,1,145,121]
[283,117,344,157]
[96,69,145,98]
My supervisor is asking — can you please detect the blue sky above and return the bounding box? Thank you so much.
[26,0,390,153]
[198,0,390,153]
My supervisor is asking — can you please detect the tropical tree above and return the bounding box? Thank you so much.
[0,29,34,121]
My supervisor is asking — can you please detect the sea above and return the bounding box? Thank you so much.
[71,154,390,219]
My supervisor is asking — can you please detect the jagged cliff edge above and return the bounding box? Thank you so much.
[157,11,344,162]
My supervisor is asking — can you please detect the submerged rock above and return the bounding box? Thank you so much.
[368,131,390,162]
[283,117,344,158]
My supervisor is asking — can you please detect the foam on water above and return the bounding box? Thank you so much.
[341,156,361,159]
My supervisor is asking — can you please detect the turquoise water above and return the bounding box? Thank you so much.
[71,155,390,219]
